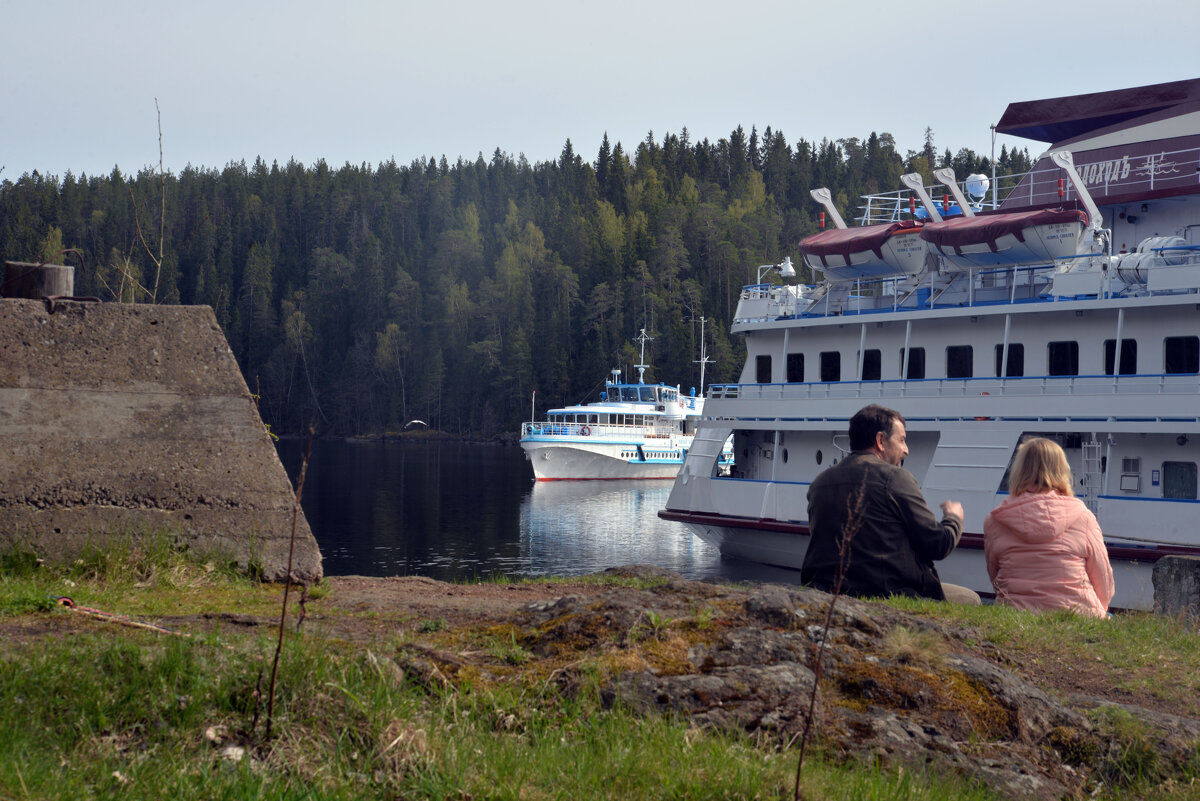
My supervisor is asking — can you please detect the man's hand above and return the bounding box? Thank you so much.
[940,500,964,520]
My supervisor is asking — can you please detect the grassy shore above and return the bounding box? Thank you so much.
[2,549,1199,800]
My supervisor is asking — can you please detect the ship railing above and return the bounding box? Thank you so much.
[733,249,1200,325]
[706,373,1200,405]
[858,144,1200,225]
[858,170,1043,224]
[858,170,1043,225]
[522,422,680,439]
[734,283,813,321]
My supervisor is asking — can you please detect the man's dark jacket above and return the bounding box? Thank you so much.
[800,451,962,600]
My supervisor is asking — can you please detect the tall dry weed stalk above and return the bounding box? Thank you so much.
[265,427,314,742]
[793,479,865,801]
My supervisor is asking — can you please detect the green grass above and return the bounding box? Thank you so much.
[884,596,1200,712]
[0,628,1000,801]
[5,549,1200,799]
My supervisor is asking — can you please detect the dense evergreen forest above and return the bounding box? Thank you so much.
[0,126,1032,437]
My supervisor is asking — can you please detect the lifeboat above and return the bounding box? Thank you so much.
[799,220,931,282]
[920,208,1091,271]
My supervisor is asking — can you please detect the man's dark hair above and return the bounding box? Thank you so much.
[848,404,905,451]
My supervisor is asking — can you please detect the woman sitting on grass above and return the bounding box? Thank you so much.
[983,437,1115,617]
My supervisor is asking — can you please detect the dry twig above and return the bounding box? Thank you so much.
[794,478,866,801]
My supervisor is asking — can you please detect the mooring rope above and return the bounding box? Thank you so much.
[53,596,189,638]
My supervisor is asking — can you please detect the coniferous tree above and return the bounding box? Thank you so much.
[0,121,1021,436]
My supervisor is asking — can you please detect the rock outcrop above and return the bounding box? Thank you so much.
[395,568,1200,799]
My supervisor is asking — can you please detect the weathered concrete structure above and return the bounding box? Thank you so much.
[0,298,322,581]
[1154,555,1200,625]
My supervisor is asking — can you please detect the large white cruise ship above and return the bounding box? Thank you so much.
[660,79,1200,610]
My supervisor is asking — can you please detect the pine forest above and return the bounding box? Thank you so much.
[0,127,1032,437]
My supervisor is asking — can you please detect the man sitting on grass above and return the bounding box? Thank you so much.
[801,404,980,604]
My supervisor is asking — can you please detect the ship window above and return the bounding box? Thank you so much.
[1165,336,1200,374]
[820,351,841,382]
[589,414,598,424]
[946,345,973,378]
[621,386,639,401]
[1162,461,1198,500]
[1120,457,1141,493]
[1104,339,1137,375]
[994,344,1024,377]
[900,347,925,379]
[786,353,804,382]
[756,354,772,383]
[858,349,881,381]
[640,387,655,402]
[1048,341,1079,376]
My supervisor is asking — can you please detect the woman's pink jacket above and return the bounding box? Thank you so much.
[983,491,1115,617]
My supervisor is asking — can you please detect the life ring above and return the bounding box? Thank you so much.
[975,392,990,421]
[580,426,591,436]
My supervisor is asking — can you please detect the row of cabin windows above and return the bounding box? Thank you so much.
[550,413,660,426]
[761,336,1200,383]
[551,414,599,424]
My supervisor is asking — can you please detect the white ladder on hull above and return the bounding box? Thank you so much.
[1081,438,1102,513]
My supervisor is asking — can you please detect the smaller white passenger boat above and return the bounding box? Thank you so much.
[520,330,732,480]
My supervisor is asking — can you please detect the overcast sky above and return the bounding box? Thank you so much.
[4,0,1198,182]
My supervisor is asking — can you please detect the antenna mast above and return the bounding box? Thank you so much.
[633,328,652,384]
[694,317,713,394]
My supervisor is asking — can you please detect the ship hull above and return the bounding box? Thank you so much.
[660,506,1180,611]
[521,440,683,480]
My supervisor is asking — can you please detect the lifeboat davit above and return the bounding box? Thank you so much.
[920,208,1090,271]
[799,220,931,282]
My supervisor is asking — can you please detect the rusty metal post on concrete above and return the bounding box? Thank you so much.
[2,261,74,298]
[1153,555,1200,624]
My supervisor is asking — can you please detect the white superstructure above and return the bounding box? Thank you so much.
[661,79,1200,610]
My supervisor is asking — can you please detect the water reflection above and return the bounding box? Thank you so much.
[519,480,715,577]
[277,438,804,587]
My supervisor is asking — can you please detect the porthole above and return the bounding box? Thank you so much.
[782,448,789,464]
[815,449,823,465]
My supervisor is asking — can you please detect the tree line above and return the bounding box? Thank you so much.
[0,126,1032,437]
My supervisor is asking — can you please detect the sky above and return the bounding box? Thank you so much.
[4,0,1199,182]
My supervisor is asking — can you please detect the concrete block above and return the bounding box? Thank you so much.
[1152,555,1200,624]
[0,298,322,582]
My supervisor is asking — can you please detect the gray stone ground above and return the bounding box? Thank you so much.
[0,298,322,581]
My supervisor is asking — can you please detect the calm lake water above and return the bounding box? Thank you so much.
[275,438,803,585]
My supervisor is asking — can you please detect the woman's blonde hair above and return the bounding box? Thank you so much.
[1008,437,1074,497]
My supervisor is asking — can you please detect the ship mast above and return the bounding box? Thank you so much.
[634,328,652,384]
[694,316,713,395]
